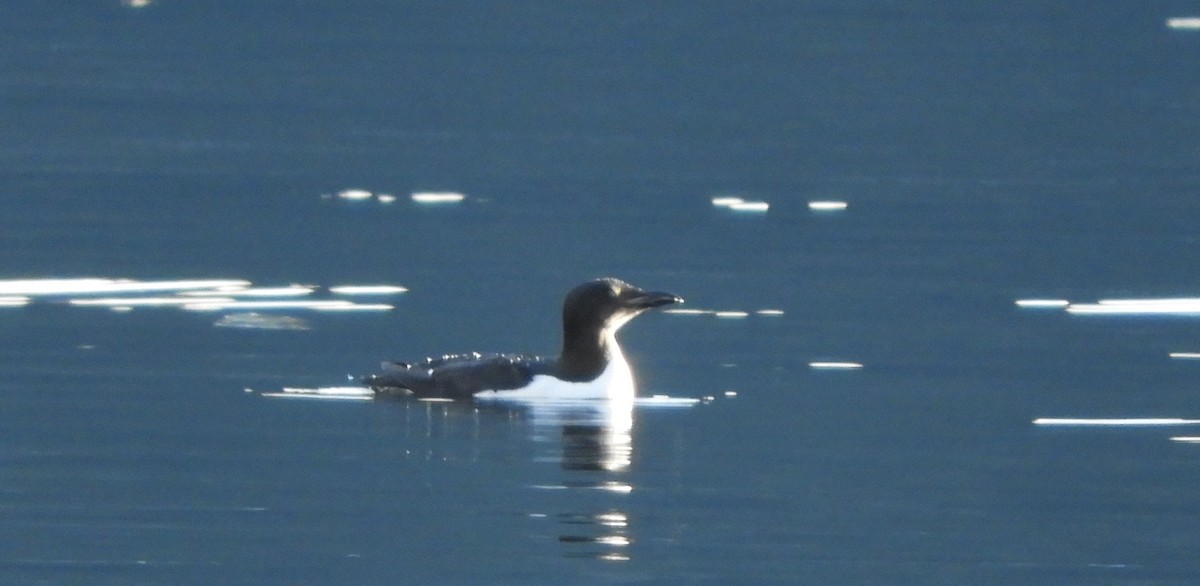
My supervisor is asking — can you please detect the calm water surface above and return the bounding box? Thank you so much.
[3,2,1200,584]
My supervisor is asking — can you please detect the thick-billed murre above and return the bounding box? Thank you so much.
[364,278,682,401]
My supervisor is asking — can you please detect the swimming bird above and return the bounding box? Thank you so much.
[364,278,682,401]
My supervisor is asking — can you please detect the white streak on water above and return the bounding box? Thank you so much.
[181,286,314,297]
[1169,352,1200,360]
[259,387,375,400]
[337,189,373,200]
[411,192,465,204]
[69,296,238,307]
[1015,299,1070,308]
[808,200,848,211]
[214,313,310,331]
[711,196,768,213]
[711,196,744,207]
[1067,299,1200,315]
[809,362,864,370]
[0,278,250,296]
[1167,17,1200,29]
[184,300,392,312]
[728,201,769,213]
[329,285,409,295]
[0,296,30,307]
[1033,418,1200,426]
[636,395,701,407]
[261,387,702,408]
[260,393,373,401]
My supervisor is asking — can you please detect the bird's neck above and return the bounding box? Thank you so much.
[559,327,616,382]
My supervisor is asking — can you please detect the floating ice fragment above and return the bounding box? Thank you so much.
[808,200,848,211]
[412,192,465,204]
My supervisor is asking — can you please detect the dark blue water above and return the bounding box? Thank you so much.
[4,2,1200,583]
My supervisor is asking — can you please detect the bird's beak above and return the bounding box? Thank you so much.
[623,288,684,309]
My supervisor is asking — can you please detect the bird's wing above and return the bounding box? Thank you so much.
[366,353,549,399]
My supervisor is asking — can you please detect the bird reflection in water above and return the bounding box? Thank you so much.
[519,400,636,561]
[526,399,633,472]
[375,396,638,561]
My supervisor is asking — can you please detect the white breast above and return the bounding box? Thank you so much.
[474,342,635,402]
